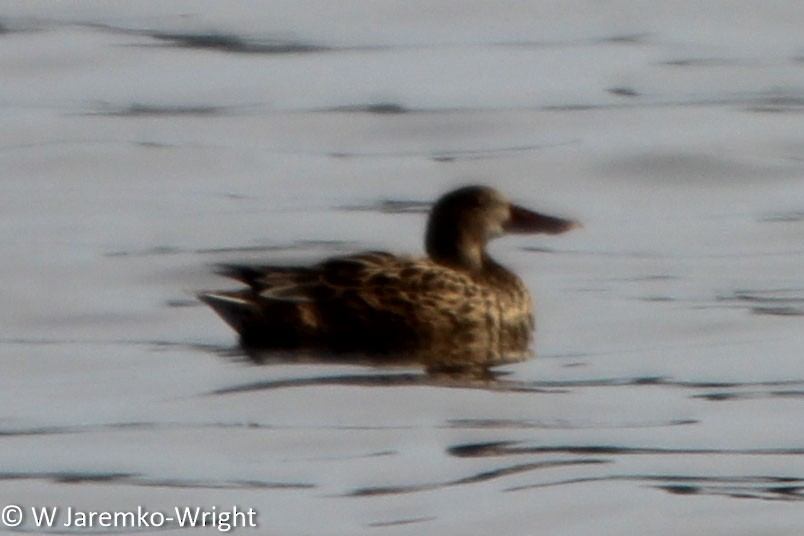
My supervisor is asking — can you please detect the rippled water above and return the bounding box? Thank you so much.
[2,2,804,534]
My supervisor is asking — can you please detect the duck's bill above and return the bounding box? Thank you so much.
[504,205,582,235]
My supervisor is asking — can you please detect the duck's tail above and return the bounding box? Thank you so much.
[197,292,260,335]
[198,290,318,348]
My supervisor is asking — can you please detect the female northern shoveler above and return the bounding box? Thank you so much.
[198,186,580,370]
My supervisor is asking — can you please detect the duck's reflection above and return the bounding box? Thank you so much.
[209,344,553,395]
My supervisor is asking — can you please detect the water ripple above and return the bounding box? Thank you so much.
[0,471,313,491]
[448,441,804,458]
[507,475,804,502]
[346,459,608,497]
[716,289,804,316]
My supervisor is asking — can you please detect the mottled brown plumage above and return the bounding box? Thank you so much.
[198,186,580,370]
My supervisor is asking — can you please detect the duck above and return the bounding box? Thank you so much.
[198,185,580,370]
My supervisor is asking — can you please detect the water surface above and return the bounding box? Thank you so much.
[1,2,803,534]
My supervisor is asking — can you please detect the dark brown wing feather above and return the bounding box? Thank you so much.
[214,263,316,291]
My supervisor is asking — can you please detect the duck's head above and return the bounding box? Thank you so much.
[425,185,580,272]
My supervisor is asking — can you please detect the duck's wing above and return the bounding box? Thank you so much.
[213,251,398,299]
[214,263,314,290]
[316,251,400,287]
[200,251,509,362]
[310,252,504,363]
[199,251,404,340]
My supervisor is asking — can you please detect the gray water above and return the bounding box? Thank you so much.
[2,2,804,534]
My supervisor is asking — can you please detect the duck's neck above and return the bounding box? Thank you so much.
[426,224,486,273]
